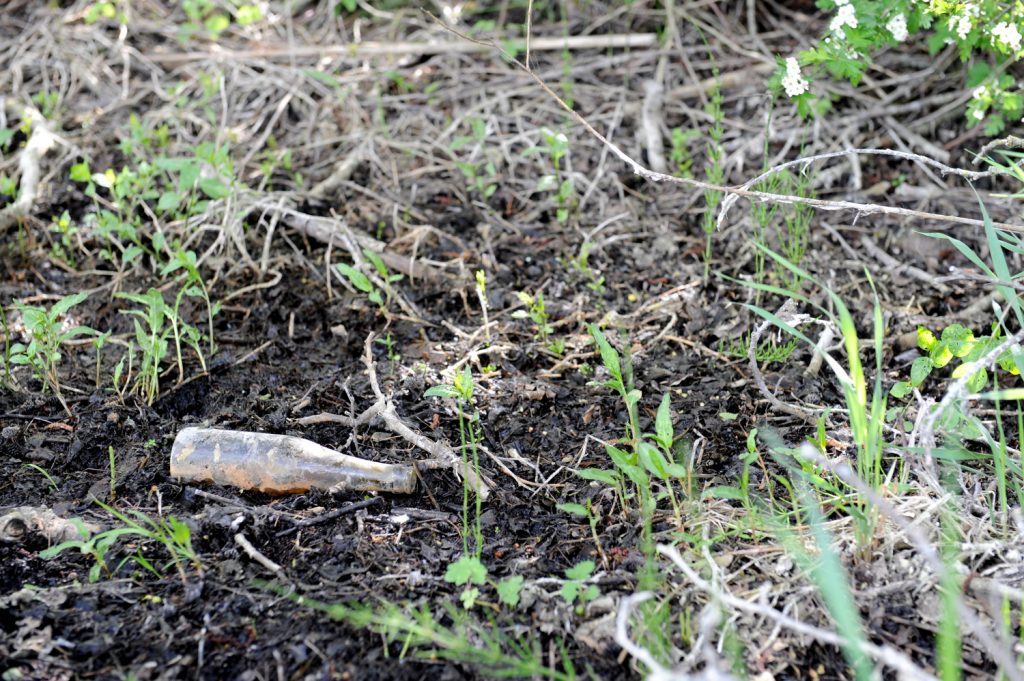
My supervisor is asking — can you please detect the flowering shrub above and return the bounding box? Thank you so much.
[773,0,1024,134]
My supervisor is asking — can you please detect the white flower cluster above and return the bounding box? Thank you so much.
[948,3,979,41]
[886,14,908,42]
[830,0,858,38]
[993,21,1022,52]
[782,57,808,97]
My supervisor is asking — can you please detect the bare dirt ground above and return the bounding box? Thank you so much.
[1,2,1022,680]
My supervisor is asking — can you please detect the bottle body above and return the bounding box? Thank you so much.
[170,427,416,494]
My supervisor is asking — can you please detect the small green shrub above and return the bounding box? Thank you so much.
[775,1,1023,132]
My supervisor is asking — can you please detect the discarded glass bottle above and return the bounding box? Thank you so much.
[170,427,416,494]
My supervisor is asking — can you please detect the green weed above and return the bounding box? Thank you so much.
[719,330,798,364]
[40,501,200,584]
[513,290,555,347]
[451,117,499,201]
[701,63,725,280]
[336,249,404,314]
[525,129,575,224]
[741,250,888,548]
[272,589,578,679]
[425,366,486,607]
[115,289,167,403]
[669,127,700,178]
[9,292,96,401]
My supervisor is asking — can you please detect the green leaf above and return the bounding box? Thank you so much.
[561,581,579,603]
[909,356,933,387]
[702,485,744,501]
[930,342,954,369]
[654,393,673,449]
[303,69,341,88]
[966,367,988,393]
[52,291,89,318]
[574,468,619,485]
[916,326,936,351]
[199,177,231,200]
[362,250,389,278]
[459,586,479,609]
[637,441,669,480]
[497,575,524,607]
[235,4,262,25]
[966,62,990,88]
[605,444,635,468]
[665,463,688,478]
[557,503,589,517]
[889,381,912,399]
[587,324,621,382]
[60,325,97,341]
[205,14,230,35]
[444,554,488,586]
[336,263,373,293]
[70,161,91,183]
[941,324,974,358]
[122,245,143,264]
[565,560,594,581]
[157,191,181,212]
[424,384,458,399]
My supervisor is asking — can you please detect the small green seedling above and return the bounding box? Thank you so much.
[513,291,553,344]
[475,270,490,344]
[49,210,79,267]
[670,127,701,178]
[719,331,798,364]
[375,333,400,362]
[888,323,1022,437]
[451,117,499,201]
[890,324,1020,401]
[561,560,599,613]
[114,289,171,404]
[336,249,403,312]
[39,501,200,584]
[525,129,575,223]
[426,366,487,608]
[10,292,95,400]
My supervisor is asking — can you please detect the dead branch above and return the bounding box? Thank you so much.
[148,33,659,66]
[0,99,59,232]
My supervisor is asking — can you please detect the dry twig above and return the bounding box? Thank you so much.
[0,99,59,232]
[430,16,1024,235]
[657,544,940,681]
[294,334,490,499]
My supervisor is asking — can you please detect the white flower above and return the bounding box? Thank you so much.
[950,13,973,41]
[830,3,858,36]
[993,22,1022,52]
[973,109,985,121]
[886,14,908,42]
[781,57,808,97]
[972,85,986,99]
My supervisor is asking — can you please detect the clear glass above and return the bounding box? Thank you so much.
[170,427,415,494]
